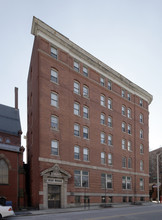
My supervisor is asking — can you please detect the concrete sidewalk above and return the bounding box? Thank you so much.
[14,202,157,217]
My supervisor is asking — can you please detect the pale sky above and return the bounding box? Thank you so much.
[0,0,162,160]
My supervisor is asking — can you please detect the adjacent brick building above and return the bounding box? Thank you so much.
[0,88,25,210]
[149,147,162,201]
[27,17,153,209]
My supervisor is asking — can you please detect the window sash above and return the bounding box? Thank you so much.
[51,140,58,155]
[51,116,58,129]
[51,93,58,107]
[83,127,88,139]
[83,86,89,97]
[51,47,57,59]
[51,69,58,83]
[74,146,80,159]
[83,67,88,77]
[74,61,79,72]
[74,124,80,136]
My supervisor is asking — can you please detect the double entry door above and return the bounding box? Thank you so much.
[48,185,61,208]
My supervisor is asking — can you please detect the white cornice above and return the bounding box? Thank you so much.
[31,16,153,104]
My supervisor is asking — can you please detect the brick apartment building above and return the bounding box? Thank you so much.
[0,88,25,210]
[27,17,153,209]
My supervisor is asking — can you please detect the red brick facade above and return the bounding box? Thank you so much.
[27,17,152,209]
[0,115,25,210]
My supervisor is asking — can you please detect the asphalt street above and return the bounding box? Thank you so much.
[7,204,162,220]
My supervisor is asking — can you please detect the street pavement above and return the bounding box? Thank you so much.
[7,202,162,219]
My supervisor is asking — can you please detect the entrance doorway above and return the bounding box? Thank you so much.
[48,185,61,208]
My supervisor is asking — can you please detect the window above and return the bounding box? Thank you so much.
[100,113,105,125]
[75,196,81,204]
[122,176,131,189]
[83,67,88,77]
[127,93,131,101]
[83,106,89,119]
[128,158,132,168]
[51,69,58,83]
[0,159,8,184]
[101,173,112,189]
[51,47,57,59]
[74,102,80,116]
[108,116,112,128]
[101,152,105,164]
[122,122,126,132]
[51,92,58,107]
[122,139,126,150]
[140,178,144,190]
[128,124,131,134]
[128,141,132,151]
[83,127,89,139]
[140,114,143,123]
[108,98,112,110]
[108,135,112,146]
[83,148,89,161]
[140,129,144,139]
[74,170,89,187]
[51,115,58,130]
[140,160,144,171]
[122,89,125,98]
[100,77,105,86]
[74,146,80,160]
[74,124,80,137]
[122,105,126,116]
[5,138,10,144]
[122,157,126,168]
[108,153,112,165]
[74,81,80,94]
[74,61,79,72]
[83,85,89,98]
[140,99,143,107]
[140,144,144,154]
[127,108,131,118]
[101,132,105,144]
[0,137,3,143]
[100,95,105,106]
[108,81,112,90]
[51,140,59,155]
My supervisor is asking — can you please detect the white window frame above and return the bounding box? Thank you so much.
[51,47,57,59]
[51,140,59,155]
[108,98,112,110]
[83,85,89,98]
[51,115,58,130]
[101,152,105,164]
[83,126,89,139]
[74,81,80,94]
[100,113,105,125]
[74,102,80,116]
[83,67,88,77]
[51,69,58,83]
[83,106,89,119]
[74,124,80,137]
[108,153,112,165]
[51,92,58,107]
[74,61,79,72]
[74,146,80,160]
[83,148,89,161]
[101,132,105,144]
[100,95,105,107]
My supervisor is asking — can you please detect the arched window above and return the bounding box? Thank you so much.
[0,159,8,184]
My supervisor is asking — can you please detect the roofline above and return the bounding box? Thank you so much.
[31,16,153,105]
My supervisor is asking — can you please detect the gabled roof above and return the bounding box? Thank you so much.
[0,104,21,136]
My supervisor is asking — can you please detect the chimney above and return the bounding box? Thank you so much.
[15,87,18,109]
